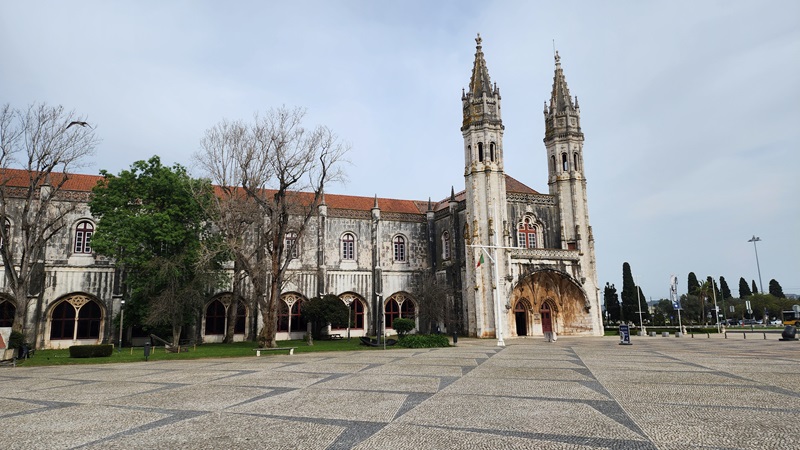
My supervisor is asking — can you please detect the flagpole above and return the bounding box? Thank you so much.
[469,243,516,347]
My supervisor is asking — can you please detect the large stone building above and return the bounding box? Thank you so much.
[0,36,602,349]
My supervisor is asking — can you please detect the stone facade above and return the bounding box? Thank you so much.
[0,37,602,349]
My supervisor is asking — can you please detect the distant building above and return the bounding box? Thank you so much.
[0,36,602,349]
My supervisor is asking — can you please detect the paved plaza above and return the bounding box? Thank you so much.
[2,334,799,449]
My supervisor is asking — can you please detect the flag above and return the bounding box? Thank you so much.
[477,253,484,267]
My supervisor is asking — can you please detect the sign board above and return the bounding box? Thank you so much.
[745,300,752,310]
[619,324,632,345]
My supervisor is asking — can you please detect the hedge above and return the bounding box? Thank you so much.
[398,334,450,348]
[69,344,114,358]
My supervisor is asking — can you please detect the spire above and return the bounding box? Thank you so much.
[373,194,379,209]
[462,34,502,130]
[450,186,456,202]
[427,197,432,212]
[549,50,576,114]
[468,33,493,97]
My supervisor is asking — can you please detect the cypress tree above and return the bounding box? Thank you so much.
[719,276,732,299]
[604,283,621,322]
[751,280,758,295]
[687,272,700,296]
[769,279,785,298]
[739,277,751,298]
[621,262,639,323]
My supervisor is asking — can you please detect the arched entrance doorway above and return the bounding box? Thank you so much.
[540,302,553,335]
[514,300,528,336]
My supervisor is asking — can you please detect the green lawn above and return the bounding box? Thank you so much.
[15,337,393,367]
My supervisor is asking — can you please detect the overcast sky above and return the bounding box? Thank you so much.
[2,1,798,303]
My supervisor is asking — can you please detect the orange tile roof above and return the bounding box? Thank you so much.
[0,168,103,191]
[0,168,539,215]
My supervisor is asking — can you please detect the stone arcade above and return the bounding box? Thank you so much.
[0,36,602,349]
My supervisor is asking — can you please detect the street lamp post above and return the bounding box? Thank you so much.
[748,235,763,294]
[118,300,125,352]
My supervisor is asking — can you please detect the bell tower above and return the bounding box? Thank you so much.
[543,51,600,328]
[462,34,509,341]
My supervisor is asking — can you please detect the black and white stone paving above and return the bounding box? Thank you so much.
[1,335,798,449]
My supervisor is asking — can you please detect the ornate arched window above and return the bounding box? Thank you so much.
[562,153,569,171]
[205,297,246,335]
[50,296,102,341]
[393,235,406,262]
[442,231,451,260]
[517,216,539,249]
[284,231,298,259]
[385,294,416,328]
[573,152,580,171]
[341,232,355,260]
[74,220,94,254]
[277,294,306,332]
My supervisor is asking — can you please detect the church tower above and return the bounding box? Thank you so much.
[462,34,510,342]
[544,51,601,327]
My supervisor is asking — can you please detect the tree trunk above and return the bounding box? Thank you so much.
[172,324,182,349]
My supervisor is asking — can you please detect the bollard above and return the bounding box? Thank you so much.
[724,332,727,339]
[144,342,151,361]
[763,333,766,340]
[743,333,746,339]
[707,333,710,338]
[452,332,458,344]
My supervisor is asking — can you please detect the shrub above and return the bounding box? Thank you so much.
[8,331,24,349]
[392,318,415,338]
[397,334,449,348]
[69,344,114,358]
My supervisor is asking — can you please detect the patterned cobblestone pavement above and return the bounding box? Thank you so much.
[1,334,798,449]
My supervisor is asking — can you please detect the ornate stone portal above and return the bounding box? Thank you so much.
[510,270,595,336]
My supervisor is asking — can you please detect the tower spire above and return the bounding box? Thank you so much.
[462,33,502,130]
[549,50,576,114]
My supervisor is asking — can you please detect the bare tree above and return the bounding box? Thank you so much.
[0,103,98,336]
[195,107,347,347]
[414,271,450,334]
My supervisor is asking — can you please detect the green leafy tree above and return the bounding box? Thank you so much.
[604,282,621,323]
[652,299,673,325]
[719,276,732,299]
[0,103,99,336]
[739,277,752,298]
[90,157,221,346]
[302,294,350,339]
[687,272,700,296]
[751,280,759,295]
[769,279,785,298]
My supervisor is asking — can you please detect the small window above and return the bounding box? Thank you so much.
[341,233,355,260]
[478,142,484,162]
[442,231,451,260]
[74,221,94,254]
[490,142,496,162]
[562,153,569,171]
[550,155,556,174]
[517,217,538,249]
[573,152,579,171]
[393,236,407,262]
[285,231,298,259]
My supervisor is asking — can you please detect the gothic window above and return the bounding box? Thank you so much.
[0,218,10,249]
[285,231,298,259]
[562,153,569,171]
[393,235,407,262]
[517,217,538,249]
[442,231,451,260]
[50,301,76,340]
[0,300,14,327]
[350,299,365,329]
[478,142,484,162]
[490,142,496,162]
[277,297,306,332]
[550,155,556,174]
[74,220,94,254]
[341,232,355,260]
[204,299,226,335]
[50,298,101,340]
[385,295,417,329]
[573,152,579,171]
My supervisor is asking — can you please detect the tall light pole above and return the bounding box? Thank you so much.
[118,300,125,352]
[747,236,763,294]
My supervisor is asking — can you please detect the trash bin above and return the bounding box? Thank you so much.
[144,342,151,361]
